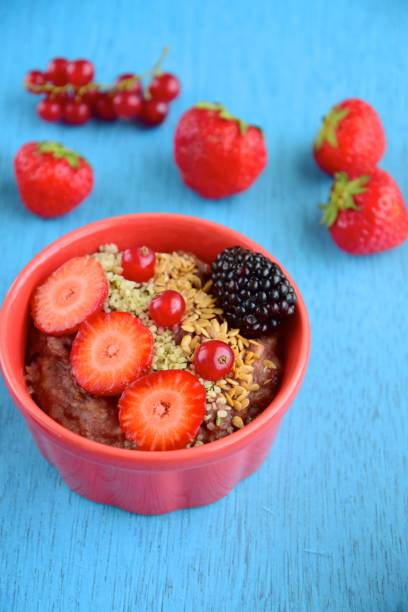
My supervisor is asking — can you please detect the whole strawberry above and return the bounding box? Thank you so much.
[314,99,385,176]
[174,102,267,199]
[14,141,93,218]
[320,169,408,254]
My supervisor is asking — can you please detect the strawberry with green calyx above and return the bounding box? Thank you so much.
[320,169,408,254]
[14,141,93,218]
[314,99,385,176]
[174,102,267,199]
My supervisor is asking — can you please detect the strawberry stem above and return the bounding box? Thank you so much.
[315,106,349,149]
[37,141,82,169]
[195,101,251,135]
[320,172,370,227]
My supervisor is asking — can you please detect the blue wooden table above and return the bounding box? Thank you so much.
[1,1,407,610]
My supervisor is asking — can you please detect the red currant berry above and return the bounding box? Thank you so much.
[193,340,235,381]
[148,73,180,102]
[93,92,117,121]
[66,59,94,87]
[81,87,100,110]
[37,97,63,122]
[139,99,168,127]
[63,99,91,125]
[112,91,142,119]
[122,246,156,282]
[25,70,46,93]
[117,72,134,82]
[116,73,142,95]
[149,290,186,328]
[46,57,68,86]
[52,90,70,104]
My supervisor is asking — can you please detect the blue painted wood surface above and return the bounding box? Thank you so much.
[1,1,407,610]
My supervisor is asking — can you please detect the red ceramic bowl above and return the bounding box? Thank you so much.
[0,214,310,514]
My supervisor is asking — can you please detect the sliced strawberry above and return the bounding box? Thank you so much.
[31,256,108,335]
[71,311,153,396]
[118,370,206,451]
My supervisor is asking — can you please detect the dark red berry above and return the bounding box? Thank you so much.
[37,98,63,122]
[93,92,117,121]
[116,73,142,95]
[66,59,94,87]
[193,340,235,381]
[122,246,156,282]
[81,87,100,110]
[46,57,68,86]
[117,72,135,82]
[52,90,70,104]
[148,73,180,102]
[149,290,186,328]
[25,70,46,93]
[63,99,91,125]
[139,99,168,127]
[112,91,142,119]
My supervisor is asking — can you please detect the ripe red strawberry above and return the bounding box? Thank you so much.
[71,311,153,396]
[14,141,94,218]
[31,256,108,335]
[320,169,408,254]
[118,370,206,451]
[174,102,267,199]
[313,99,385,176]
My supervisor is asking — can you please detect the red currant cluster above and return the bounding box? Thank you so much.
[24,49,180,127]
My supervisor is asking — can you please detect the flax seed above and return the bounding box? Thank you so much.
[232,416,244,429]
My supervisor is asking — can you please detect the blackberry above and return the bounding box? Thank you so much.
[211,246,296,337]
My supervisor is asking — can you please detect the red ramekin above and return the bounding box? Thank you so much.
[0,214,310,514]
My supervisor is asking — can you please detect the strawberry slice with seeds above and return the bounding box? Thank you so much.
[31,256,108,335]
[118,370,206,451]
[71,311,153,396]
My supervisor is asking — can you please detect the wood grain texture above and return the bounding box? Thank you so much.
[1,0,408,610]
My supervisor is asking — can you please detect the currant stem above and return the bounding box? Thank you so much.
[146,46,169,78]
[25,80,112,98]
[25,48,171,99]
[141,48,170,100]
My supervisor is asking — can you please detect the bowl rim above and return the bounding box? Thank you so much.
[0,213,310,467]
